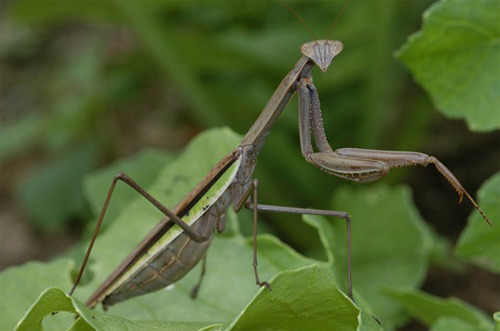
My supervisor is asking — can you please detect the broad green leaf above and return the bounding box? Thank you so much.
[15,267,372,331]
[15,287,214,331]
[397,0,500,131]
[494,312,500,331]
[4,129,370,330]
[229,265,359,331]
[0,259,75,330]
[16,287,76,331]
[305,184,433,329]
[455,171,500,273]
[385,288,493,331]
[357,311,384,331]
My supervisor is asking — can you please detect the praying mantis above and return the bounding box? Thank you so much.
[68,36,492,311]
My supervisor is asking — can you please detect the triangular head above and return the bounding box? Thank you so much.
[300,40,343,72]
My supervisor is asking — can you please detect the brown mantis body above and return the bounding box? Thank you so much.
[70,39,491,311]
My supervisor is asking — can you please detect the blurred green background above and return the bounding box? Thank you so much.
[1,0,498,328]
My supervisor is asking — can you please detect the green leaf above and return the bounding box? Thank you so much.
[4,129,371,330]
[14,267,373,331]
[385,288,493,331]
[228,265,360,331]
[357,310,384,331]
[305,184,433,329]
[15,287,214,331]
[494,312,500,331]
[396,0,500,131]
[0,259,76,330]
[16,287,76,331]
[455,171,500,273]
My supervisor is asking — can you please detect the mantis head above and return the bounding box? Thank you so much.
[300,40,343,72]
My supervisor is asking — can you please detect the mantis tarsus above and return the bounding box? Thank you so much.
[69,38,491,311]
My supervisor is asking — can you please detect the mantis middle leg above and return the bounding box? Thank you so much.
[234,179,353,300]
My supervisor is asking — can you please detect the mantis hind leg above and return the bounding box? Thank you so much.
[190,255,207,299]
[70,171,214,301]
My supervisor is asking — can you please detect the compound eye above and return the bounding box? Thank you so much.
[301,44,313,56]
[332,41,343,52]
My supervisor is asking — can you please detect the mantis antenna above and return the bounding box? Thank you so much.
[279,0,318,41]
[281,0,349,40]
[327,1,350,39]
